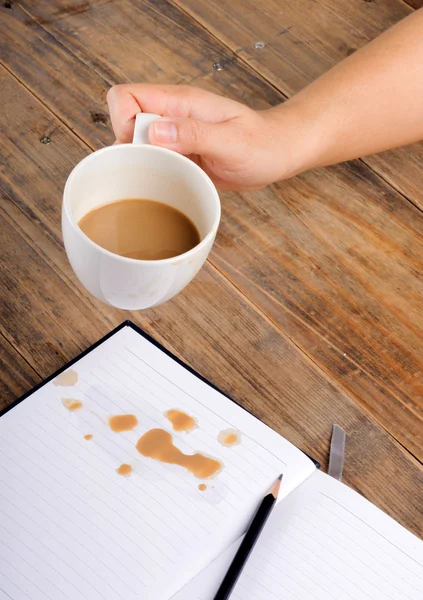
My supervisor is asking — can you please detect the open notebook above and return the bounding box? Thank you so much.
[0,322,421,600]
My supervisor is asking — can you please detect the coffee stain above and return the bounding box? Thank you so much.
[136,429,222,479]
[218,429,241,447]
[165,409,197,433]
[53,369,78,386]
[109,414,138,432]
[84,434,93,440]
[198,484,207,492]
[116,464,132,477]
[62,398,83,412]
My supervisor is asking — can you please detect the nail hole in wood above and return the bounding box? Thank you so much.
[90,111,108,125]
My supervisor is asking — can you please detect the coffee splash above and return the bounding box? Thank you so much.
[53,369,78,387]
[136,429,222,479]
[165,409,197,433]
[109,414,138,432]
[198,484,207,492]
[116,464,132,477]
[84,434,93,441]
[62,398,83,412]
[218,429,241,447]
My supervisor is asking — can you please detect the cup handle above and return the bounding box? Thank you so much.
[132,113,161,145]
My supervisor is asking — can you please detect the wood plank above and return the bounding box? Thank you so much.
[1,63,423,538]
[212,165,423,460]
[173,0,423,210]
[3,0,423,462]
[403,0,423,8]
[0,334,40,412]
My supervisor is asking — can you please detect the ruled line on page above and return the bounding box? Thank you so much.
[20,414,203,545]
[303,504,421,595]
[238,499,421,600]
[91,360,254,494]
[76,376,234,517]
[0,522,110,600]
[0,548,68,600]
[285,519,400,600]
[0,561,32,600]
[106,352,279,480]
[0,508,132,599]
[0,587,14,600]
[47,401,231,522]
[259,536,356,600]
[0,463,146,592]
[0,487,139,596]
[11,426,170,570]
[256,542,341,600]
[317,493,423,578]
[123,346,289,470]
[93,361,259,495]
[0,444,161,584]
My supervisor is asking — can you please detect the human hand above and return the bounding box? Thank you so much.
[107,84,305,190]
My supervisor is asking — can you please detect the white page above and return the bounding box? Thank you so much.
[0,325,315,600]
[173,469,423,600]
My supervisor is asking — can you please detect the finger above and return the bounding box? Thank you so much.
[107,84,243,143]
[149,116,228,158]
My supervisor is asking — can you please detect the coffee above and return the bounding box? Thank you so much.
[78,198,200,260]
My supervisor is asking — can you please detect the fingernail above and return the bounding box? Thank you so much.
[152,120,178,143]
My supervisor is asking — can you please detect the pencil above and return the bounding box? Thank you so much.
[213,474,283,600]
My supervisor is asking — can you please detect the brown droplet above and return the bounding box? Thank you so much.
[198,484,207,492]
[136,429,222,479]
[84,434,93,441]
[116,464,132,477]
[53,369,78,386]
[218,428,241,447]
[62,398,83,412]
[165,409,197,433]
[109,414,138,432]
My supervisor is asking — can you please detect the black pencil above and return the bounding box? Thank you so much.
[213,474,283,600]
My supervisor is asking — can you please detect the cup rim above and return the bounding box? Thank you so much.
[63,144,221,265]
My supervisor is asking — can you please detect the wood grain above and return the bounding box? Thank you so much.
[174,0,423,211]
[403,0,423,8]
[1,61,423,537]
[3,0,423,462]
[0,334,40,412]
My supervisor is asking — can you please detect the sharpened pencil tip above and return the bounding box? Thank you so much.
[270,474,283,498]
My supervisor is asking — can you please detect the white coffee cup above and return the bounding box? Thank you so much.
[62,113,221,310]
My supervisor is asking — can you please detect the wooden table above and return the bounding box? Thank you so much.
[1,0,422,539]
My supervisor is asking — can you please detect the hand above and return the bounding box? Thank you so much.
[107,84,303,190]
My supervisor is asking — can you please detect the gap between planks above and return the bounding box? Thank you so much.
[1,331,42,379]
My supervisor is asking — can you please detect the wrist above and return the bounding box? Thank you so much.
[262,99,328,181]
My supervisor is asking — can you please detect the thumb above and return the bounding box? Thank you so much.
[149,117,221,156]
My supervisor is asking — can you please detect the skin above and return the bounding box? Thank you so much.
[107,9,423,191]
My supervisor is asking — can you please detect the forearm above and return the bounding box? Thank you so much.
[271,9,423,176]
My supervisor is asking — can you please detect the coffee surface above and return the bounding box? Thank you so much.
[78,198,200,260]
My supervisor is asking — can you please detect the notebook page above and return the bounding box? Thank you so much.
[0,325,315,600]
[173,469,423,600]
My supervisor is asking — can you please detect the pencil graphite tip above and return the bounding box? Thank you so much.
[271,474,283,498]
